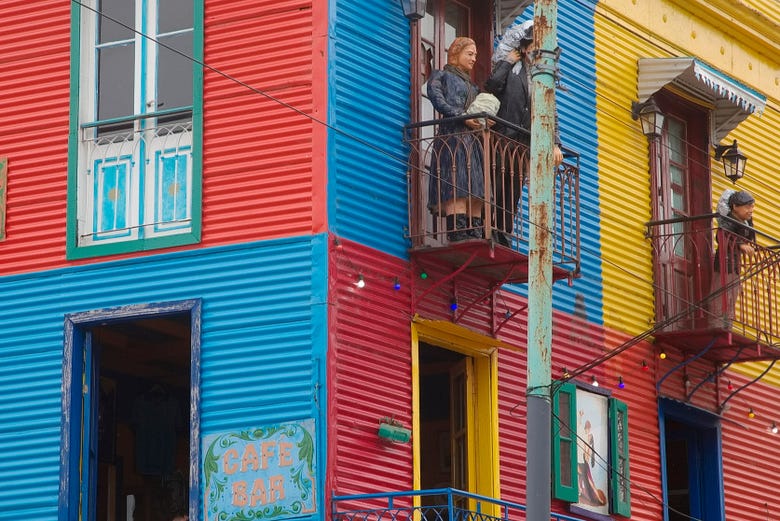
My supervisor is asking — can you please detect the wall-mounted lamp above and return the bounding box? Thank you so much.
[631,98,665,138]
[400,0,426,20]
[714,139,748,184]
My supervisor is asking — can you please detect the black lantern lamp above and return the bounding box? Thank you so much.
[631,98,665,139]
[400,0,426,20]
[714,139,747,184]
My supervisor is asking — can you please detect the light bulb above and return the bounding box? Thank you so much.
[659,350,667,360]
[772,422,778,434]
[450,300,458,311]
[617,376,625,389]
[420,272,428,279]
[727,379,734,391]
[748,408,755,419]
[393,277,401,291]
[355,275,366,288]
[641,360,649,371]
[591,376,599,388]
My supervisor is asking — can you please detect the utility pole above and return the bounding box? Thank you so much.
[526,0,558,520]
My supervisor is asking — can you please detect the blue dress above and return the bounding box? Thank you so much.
[426,67,485,214]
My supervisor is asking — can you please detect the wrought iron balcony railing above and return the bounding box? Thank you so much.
[404,115,581,282]
[332,488,587,521]
[645,213,780,362]
[78,109,194,245]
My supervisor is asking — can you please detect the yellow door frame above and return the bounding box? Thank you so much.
[411,318,504,500]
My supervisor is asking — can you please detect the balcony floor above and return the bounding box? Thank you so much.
[654,327,780,364]
[410,238,574,287]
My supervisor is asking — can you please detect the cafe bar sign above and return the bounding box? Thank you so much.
[202,419,317,521]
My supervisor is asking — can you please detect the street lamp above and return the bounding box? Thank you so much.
[400,0,426,20]
[631,98,665,139]
[714,139,748,184]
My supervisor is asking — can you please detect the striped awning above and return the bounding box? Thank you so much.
[638,57,766,142]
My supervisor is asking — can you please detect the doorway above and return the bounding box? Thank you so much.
[419,343,470,499]
[659,399,725,521]
[415,330,498,502]
[62,302,200,521]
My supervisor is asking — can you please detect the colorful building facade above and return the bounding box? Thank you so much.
[0,1,779,521]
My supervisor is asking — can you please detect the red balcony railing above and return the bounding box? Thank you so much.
[645,214,780,362]
[404,115,580,285]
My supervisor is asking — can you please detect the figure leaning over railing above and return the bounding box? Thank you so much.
[709,190,756,328]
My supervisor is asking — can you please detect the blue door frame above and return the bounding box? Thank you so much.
[658,398,725,521]
[58,300,202,521]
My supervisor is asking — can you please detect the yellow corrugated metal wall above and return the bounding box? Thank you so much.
[594,0,780,346]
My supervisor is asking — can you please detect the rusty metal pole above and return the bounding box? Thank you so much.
[526,1,558,520]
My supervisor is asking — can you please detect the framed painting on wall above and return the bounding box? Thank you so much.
[573,387,610,517]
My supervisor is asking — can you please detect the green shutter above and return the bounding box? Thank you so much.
[609,398,631,516]
[552,381,578,502]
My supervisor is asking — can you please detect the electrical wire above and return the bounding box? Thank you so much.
[69,0,780,374]
[65,2,780,515]
[63,0,780,307]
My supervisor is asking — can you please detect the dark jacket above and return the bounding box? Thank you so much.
[484,59,560,145]
[715,214,756,273]
[427,68,478,133]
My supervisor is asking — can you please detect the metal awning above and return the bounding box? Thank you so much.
[638,57,766,142]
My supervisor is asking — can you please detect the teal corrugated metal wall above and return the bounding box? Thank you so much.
[329,0,412,259]
[0,236,327,519]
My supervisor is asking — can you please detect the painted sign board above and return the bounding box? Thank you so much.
[202,419,316,521]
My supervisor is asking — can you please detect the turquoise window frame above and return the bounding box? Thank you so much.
[66,0,203,259]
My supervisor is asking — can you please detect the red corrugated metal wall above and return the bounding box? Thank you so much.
[0,0,328,276]
[202,0,328,244]
[329,236,414,498]
[0,0,70,274]
[330,240,670,519]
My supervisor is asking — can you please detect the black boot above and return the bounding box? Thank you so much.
[446,214,470,242]
[469,217,484,238]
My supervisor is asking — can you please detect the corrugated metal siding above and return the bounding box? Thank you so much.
[596,0,780,339]
[0,0,327,277]
[482,1,604,323]
[202,0,323,244]
[594,9,659,337]
[0,1,70,274]
[0,237,326,519]
[329,238,414,495]
[330,0,411,259]
[720,371,780,520]
[495,291,667,520]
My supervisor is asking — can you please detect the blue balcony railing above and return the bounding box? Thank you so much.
[332,488,588,521]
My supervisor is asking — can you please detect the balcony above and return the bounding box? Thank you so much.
[333,488,587,521]
[405,117,580,288]
[645,214,780,363]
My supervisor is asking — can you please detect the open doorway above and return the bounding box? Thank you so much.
[416,336,498,504]
[419,343,469,500]
[659,399,725,521]
[63,303,198,521]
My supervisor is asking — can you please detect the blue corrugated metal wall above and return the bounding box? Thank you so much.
[0,235,328,520]
[330,0,603,322]
[495,1,603,323]
[329,0,412,259]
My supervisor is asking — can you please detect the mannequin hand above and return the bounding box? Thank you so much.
[505,49,522,64]
[553,145,563,166]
